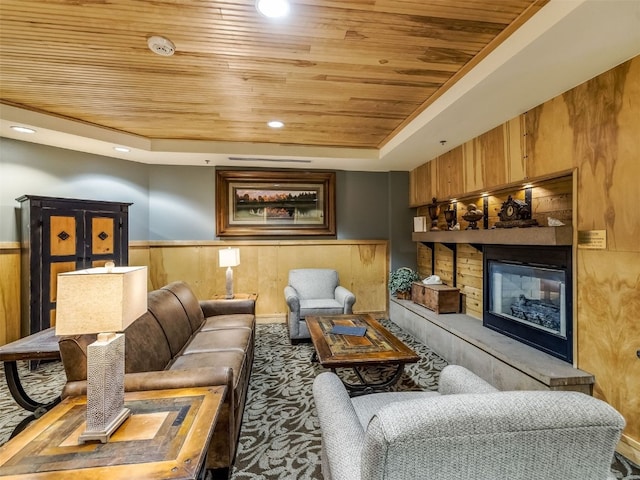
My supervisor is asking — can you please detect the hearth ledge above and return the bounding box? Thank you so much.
[390,297,594,394]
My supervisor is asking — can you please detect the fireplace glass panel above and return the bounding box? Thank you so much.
[488,261,567,339]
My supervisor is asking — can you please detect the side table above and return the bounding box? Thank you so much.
[0,328,62,436]
[211,293,257,301]
[0,386,226,479]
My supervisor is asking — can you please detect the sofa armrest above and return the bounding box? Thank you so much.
[437,365,498,395]
[284,285,300,313]
[313,372,364,480]
[62,366,234,399]
[334,286,356,313]
[200,299,255,317]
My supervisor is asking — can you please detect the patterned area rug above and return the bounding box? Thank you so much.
[0,321,638,479]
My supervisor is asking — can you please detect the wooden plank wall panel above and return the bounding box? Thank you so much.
[506,116,527,182]
[416,242,432,278]
[531,57,639,461]
[436,147,464,199]
[457,244,483,318]
[350,243,389,315]
[476,124,508,189]
[462,116,525,194]
[0,246,21,345]
[531,177,573,226]
[409,161,435,207]
[1,241,388,345]
[525,99,573,179]
[434,244,454,286]
[142,241,389,319]
[415,116,527,209]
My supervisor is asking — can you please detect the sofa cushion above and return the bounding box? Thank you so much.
[201,314,255,331]
[169,350,248,409]
[162,281,205,333]
[183,329,252,355]
[147,289,194,357]
[124,311,173,373]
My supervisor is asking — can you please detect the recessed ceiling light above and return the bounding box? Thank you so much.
[256,0,290,18]
[10,125,36,134]
[114,146,130,153]
[267,120,284,128]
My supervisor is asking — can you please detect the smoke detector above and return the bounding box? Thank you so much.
[147,36,175,56]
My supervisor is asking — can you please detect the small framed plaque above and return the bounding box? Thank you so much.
[577,230,607,249]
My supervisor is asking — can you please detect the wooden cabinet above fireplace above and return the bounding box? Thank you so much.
[412,225,572,246]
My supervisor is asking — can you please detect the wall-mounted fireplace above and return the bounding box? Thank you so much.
[483,245,573,363]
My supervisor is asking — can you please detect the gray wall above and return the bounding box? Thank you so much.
[1,138,416,268]
[0,138,149,241]
[388,171,417,270]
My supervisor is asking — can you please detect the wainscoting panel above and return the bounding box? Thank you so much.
[1,240,389,345]
[0,244,21,345]
[137,240,388,320]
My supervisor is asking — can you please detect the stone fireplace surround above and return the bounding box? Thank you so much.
[389,297,593,393]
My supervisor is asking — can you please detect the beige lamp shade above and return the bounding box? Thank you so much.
[55,266,148,336]
[219,248,240,268]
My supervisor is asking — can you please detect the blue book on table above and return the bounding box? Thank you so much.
[330,325,367,337]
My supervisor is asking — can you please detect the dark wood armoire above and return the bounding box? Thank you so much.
[17,196,131,337]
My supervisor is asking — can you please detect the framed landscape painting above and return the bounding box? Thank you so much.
[215,170,336,237]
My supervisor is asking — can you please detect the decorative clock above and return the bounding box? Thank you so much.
[496,195,538,228]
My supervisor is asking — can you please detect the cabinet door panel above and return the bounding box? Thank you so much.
[49,215,77,257]
[91,216,115,255]
[49,260,77,327]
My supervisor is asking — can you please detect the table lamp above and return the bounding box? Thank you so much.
[55,263,148,443]
[219,247,240,299]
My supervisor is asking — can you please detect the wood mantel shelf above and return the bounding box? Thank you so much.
[412,225,572,246]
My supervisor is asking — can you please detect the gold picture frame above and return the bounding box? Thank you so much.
[216,170,336,237]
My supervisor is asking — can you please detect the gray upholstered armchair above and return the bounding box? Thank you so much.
[313,365,625,480]
[284,268,356,342]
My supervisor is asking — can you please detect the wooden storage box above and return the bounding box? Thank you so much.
[411,282,460,314]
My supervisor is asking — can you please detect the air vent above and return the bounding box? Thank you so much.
[228,157,312,164]
[147,36,175,56]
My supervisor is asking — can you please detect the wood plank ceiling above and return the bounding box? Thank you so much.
[0,0,544,150]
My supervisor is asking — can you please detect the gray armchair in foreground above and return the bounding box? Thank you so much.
[313,365,625,480]
[284,268,356,343]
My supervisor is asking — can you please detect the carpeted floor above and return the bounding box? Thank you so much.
[1,321,638,479]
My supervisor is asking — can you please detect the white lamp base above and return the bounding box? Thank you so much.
[78,407,130,444]
[79,332,129,444]
[225,266,234,299]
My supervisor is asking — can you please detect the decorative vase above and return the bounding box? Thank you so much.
[427,197,440,231]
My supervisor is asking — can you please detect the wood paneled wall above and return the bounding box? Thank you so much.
[128,240,388,321]
[410,116,527,207]
[1,240,389,343]
[0,243,21,345]
[410,55,640,462]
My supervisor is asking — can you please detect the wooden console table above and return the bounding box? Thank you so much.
[0,386,226,479]
[0,327,62,435]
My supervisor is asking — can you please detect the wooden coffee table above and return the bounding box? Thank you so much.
[0,386,226,479]
[306,314,420,395]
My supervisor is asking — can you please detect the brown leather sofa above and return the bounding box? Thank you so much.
[58,281,255,475]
